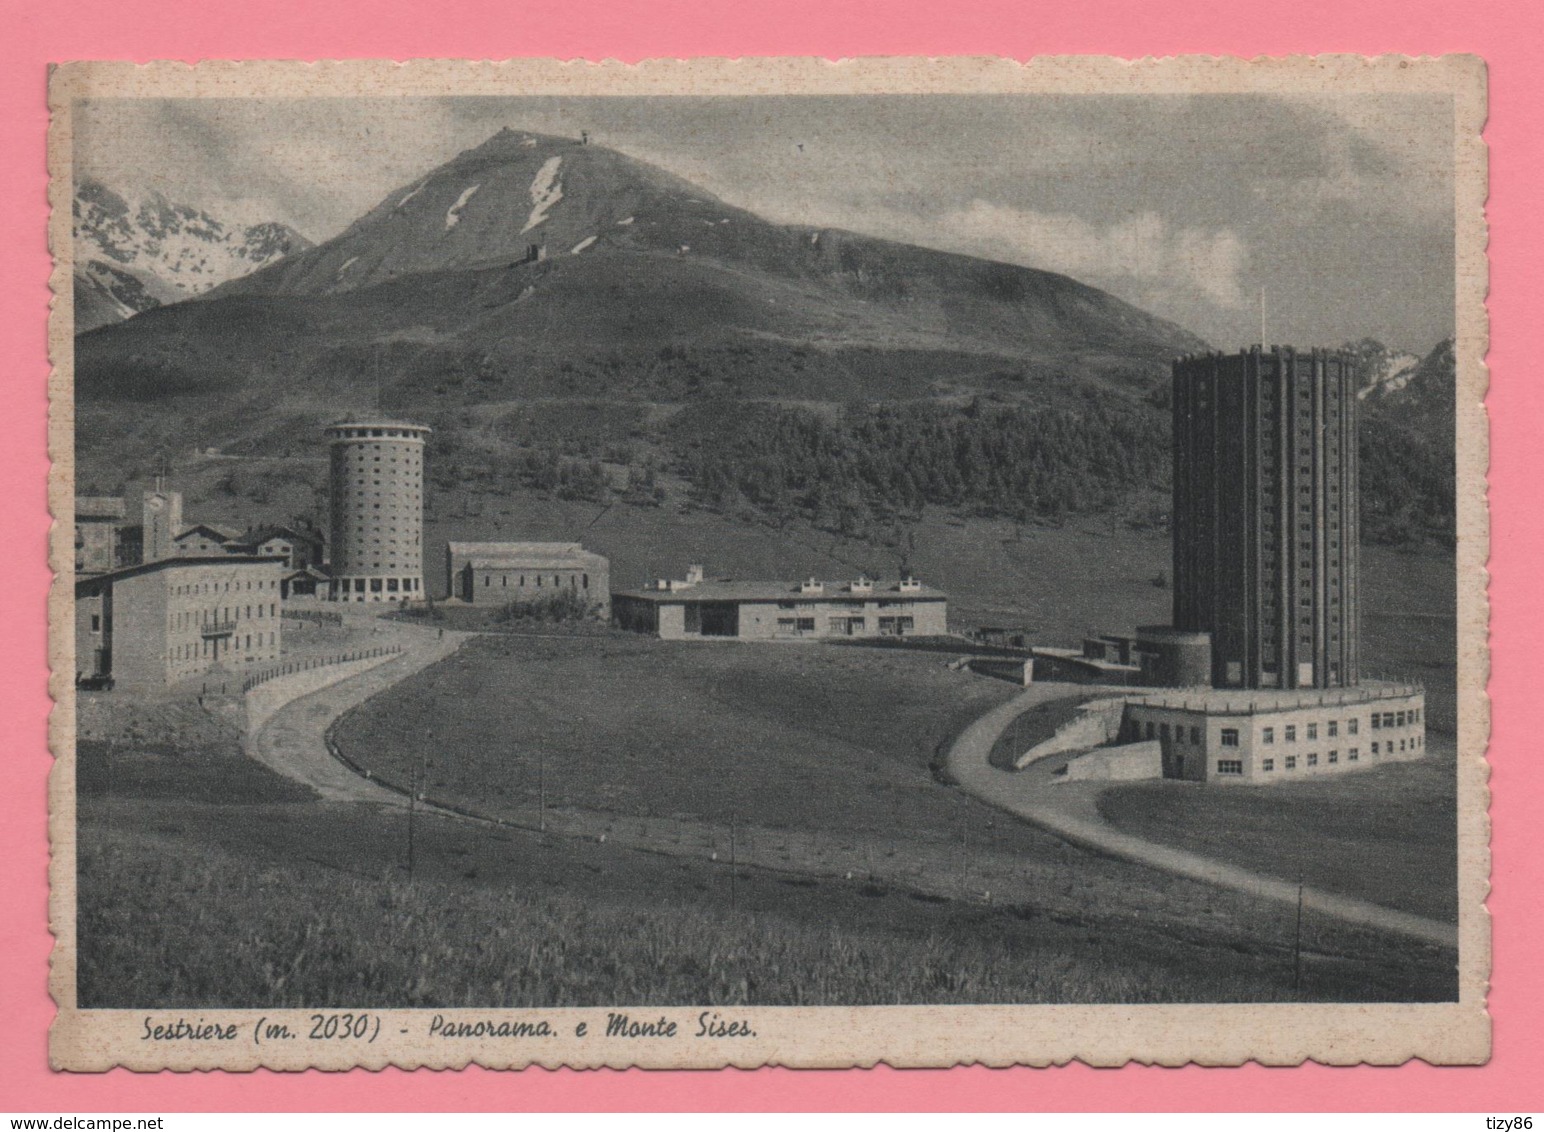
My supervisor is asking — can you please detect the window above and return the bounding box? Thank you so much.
[1371,742,1380,755]
[1285,725,1297,742]
[1328,720,1338,737]
[1262,758,1275,772]
[1159,723,1170,741]
[796,617,815,632]
[1328,750,1339,764]
[1220,728,1240,747]
[1306,723,1318,740]
[1216,760,1243,776]
[1396,711,1406,727]
[90,614,100,632]
[1348,718,1359,735]
[1307,752,1318,767]
[1190,726,1201,744]
[1371,713,1382,729]
[1382,712,1396,728]
[1349,748,1359,761]
[1261,727,1274,745]
[1285,755,1298,770]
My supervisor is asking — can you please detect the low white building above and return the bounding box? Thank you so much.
[1119,682,1427,783]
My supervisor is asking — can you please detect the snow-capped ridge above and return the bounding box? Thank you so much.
[72,176,310,331]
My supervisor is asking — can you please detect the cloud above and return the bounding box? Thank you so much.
[917,200,1250,310]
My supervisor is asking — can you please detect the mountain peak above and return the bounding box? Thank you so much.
[72,178,312,331]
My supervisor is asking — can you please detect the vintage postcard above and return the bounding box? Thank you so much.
[46,55,1489,1071]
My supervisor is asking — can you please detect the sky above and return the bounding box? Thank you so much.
[73,93,1456,353]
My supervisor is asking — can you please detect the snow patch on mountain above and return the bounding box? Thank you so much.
[1357,351,1423,401]
[617,216,635,226]
[520,157,564,234]
[397,180,429,209]
[338,256,360,274]
[445,185,481,230]
[570,236,598,255]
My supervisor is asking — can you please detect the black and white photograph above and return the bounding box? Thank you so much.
[48,56,1489,1070]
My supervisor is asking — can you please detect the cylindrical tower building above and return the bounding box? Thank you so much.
[325,419,431,603]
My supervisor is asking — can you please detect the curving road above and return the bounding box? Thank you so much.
[945,684,1459,949]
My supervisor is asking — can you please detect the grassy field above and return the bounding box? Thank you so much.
[333,635,1032,843]
[76,671,1457,1006]
[1098,737,1458,922]
[77,811,1453,1007]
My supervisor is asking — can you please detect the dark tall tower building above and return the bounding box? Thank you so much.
[1171,347,1360,690]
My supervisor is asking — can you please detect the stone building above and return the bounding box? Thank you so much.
[445,541,610,614]
[74,556,285,689]
[73,496,125,575]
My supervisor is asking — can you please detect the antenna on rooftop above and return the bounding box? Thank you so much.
[1259,286,1267,350]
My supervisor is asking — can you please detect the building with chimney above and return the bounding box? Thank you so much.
[612,565,947,640]
[325,420,430,602]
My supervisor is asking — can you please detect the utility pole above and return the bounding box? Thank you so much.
[406,748,427,881]
[538,746,547,834]
[729,812,738,916]
[405,762,418,881]
[1292,873,1305,996]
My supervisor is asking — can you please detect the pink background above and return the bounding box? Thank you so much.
[3,0,1540,1111]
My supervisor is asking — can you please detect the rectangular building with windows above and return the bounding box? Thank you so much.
[1172,347,1360,689]
[75,556,285,689]
[1119,683,1425,784]
[612,567,947,641]
[445,541,610,615]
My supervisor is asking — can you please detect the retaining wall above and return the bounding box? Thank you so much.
[1013,696,1128,769]
[1056,740,1164,783]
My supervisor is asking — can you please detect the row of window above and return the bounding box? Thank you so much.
[330,429,426,440]
[335,576,421,593]
[772,616,916,634]
[1223,735,1425,775]
[172,577,277,596]
[1153,707,1421,749]
[483,573,590,589]
[167,603,277,631]
[169,631,277,662]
